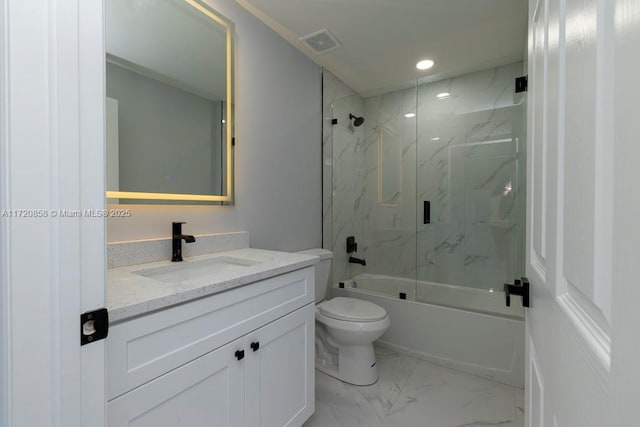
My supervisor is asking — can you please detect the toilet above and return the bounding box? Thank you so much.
[297,249,391,386]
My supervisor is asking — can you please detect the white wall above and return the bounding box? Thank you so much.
[107,0,322,252]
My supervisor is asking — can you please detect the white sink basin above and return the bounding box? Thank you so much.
[133,256,262,283]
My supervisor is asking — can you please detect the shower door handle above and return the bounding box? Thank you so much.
[423,201,431,224]
[504,277,530,307]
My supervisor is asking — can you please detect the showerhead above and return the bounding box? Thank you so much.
[349,113,365,127]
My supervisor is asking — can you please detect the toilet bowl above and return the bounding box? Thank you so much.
[316,297,390,385]
[297,249,391,386]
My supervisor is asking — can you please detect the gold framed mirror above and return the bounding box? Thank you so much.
[105,0,235,204]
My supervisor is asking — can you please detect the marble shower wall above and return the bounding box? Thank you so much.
[324,62,526,291]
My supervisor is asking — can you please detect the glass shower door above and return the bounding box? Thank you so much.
[415,64,526,316]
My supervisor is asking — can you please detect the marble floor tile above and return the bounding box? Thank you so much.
[313,368,384,426]
[304,400,382,427]
[313,347,418,424]
[384,360,516,427]
[305,347,523,427]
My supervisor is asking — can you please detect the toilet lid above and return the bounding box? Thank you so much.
[319,297,387,322]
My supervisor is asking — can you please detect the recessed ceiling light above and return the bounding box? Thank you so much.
[404,113,416,118]
[416,59,434,70]
[431,137,440,141]
[436,92,450,99]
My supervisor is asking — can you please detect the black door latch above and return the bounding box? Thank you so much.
[80,308,109,346]
[504,277,530,307]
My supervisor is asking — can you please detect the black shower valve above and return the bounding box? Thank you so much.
[346,236,357,253]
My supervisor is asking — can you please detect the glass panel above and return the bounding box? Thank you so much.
[330,86,418,294]
[330,94,367,284]
[416,62,526,318]
[325,64,526,319]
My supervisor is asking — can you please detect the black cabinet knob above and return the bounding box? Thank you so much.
[250,341,260,352]
[235,350,245,360]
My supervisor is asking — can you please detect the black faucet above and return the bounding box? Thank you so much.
[172,222,196,262]
[349,256,366,266]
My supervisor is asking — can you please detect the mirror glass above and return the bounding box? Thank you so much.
[105,0,234,204]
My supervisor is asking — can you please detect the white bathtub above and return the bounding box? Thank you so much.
[332,273,525,387]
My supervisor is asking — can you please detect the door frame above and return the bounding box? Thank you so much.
[0,0,9,424]
[0,1,106,426]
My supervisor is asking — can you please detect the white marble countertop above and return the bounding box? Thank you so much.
[107,248,319,323]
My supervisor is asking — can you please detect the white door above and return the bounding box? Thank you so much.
[610,0,640,425]
[0,1,106,427]
[524,0,639,424]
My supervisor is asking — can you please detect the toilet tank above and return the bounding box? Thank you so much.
[296,249,333,303]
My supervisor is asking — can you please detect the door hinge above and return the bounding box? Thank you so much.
[515,75,528,93]
[504,277,530,307]
[81,308,109,346]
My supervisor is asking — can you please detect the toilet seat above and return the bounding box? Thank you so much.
[319,297,387,322]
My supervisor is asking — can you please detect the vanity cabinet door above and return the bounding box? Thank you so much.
[107,337,245,427]
[245,303,315,427]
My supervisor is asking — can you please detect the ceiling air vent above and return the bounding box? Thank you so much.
[300,29,341,54]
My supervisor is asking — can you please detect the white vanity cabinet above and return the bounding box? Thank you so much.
[106,267,315,427]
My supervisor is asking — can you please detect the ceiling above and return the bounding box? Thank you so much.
[235,0,528,97]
